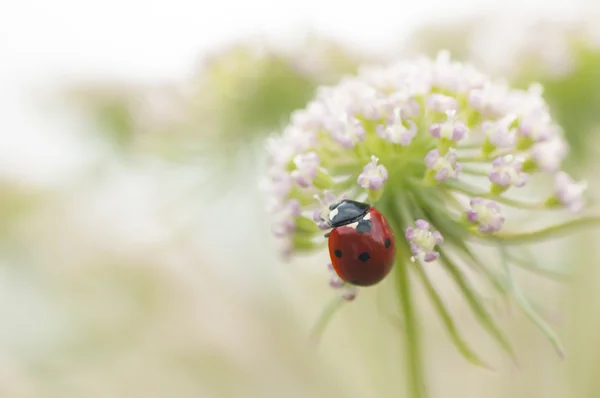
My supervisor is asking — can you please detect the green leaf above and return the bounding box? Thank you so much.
[413,261,493,369]
[439,249,518,364]
[499,246,566,359]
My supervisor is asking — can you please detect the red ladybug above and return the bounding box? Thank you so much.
[324,199,396,286]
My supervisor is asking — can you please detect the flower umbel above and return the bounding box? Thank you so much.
[262,51,595,393]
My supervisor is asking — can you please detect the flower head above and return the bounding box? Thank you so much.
[425,148,461,182]
[405,220,444,262]
[489,155,528,189]
[466,197,505,233]
[482,114,518,148]
[429,110,468,143]
[262,51,593,368]
[358,156,388,191]
[551,171,588,212]
[291,152,320,187]
[376,108,417,145]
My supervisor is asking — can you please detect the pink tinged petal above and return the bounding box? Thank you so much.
[329,116,366,148]
[410,242,421,256]
[291,152,320,187]
[489,171,510,187]
[341,286,358,301]
[271,199,302,237]
[482,114,518,148]
[378,112,417,146]
[312,209,330,230]
[433,231,444,245]
[466,209,479,223]
[430,123,441,138]
[429,111,468,143]
[415,219,430,229]
[426,94,458,113]
[466,198,505,233]
[452,122,468,141]
[423,251,439,262]
[489,155,528,188]
[519,109,554,142]
[358,156,388,191]
[530,136,568,173]
[406,220,443,262]
[424,149,440,168]
[329,276,345,289]
[425,148,460,181]
[435,168,449,182]
[283,125,318,153]
[360,96,391,120]
[554,171,587,212]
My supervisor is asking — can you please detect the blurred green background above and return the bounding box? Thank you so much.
[3,4,600,398]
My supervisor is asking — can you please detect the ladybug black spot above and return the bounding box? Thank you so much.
[384,238,391,248]
[358,252,370,262]
[356,219,373,234]
[334,249,343,258]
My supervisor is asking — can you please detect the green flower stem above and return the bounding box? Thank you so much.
[309,295,346,345]
[407,188,508,300]
[499,246,566,359]
[398,191,492,369]
[394,246,428,398]
[391,195,428,398]
[413,260,493,369]
[460,167,491,177]
[444,180,547,209]
[439,248,518,364]
[457,150,514,163]
[457,141,487,149]
[479,216,600,245]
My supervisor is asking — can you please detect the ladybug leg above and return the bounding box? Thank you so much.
[324,232,330,238]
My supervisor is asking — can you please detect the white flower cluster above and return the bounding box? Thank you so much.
[261,51,587,258]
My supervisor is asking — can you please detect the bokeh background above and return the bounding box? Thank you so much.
[2,0,600,397]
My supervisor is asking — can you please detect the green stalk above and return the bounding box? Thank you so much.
[499,246,566,359]
[413,261,493,369]
[391,195,428,398]
[481,216,600,245]
[395,246,428,398]
[439,248,518,364]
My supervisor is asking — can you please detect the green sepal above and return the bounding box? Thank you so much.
[292,235,325,252]
[294,216,321,235]
[481,138,496,156]
[313,170,335,190]
[521,158,538,173]
[516,136,534,151]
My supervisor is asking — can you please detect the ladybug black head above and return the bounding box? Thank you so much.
[327,199,371,228]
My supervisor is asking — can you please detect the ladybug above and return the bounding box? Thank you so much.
[324,199,396,287]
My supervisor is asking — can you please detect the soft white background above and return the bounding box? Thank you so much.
[0,0,593,186]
